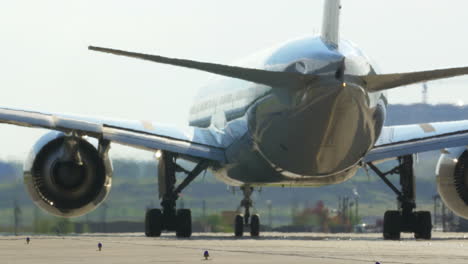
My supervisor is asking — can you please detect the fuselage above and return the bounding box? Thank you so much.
[189,36,386,186]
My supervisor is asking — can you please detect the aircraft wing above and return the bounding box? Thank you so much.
[0,107,235,162]
[364,120,468,162]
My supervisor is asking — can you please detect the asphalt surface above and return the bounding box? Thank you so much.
[1,232,468,264]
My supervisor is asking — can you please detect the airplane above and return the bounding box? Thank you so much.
[2,0,468,240]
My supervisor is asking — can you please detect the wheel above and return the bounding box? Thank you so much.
[250,214,260,237]
[234,215,244,237]
[176,209,192,238]
[414,211,432,240]
[383,210,401,240]
[145,209,163,237]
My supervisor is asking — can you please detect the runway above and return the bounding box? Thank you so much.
[1,232,468,264]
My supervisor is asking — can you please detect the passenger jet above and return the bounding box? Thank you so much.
[2,0,468,239]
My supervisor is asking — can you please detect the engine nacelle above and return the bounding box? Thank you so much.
[436,146,468,219]
[24,132,112,217]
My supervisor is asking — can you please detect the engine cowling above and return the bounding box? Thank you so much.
[436,146,468,219]
[24,132,112,217]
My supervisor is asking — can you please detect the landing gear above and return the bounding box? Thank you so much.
[383,210,401,240]
[234,215,244,237]
[234,186,260,237]
[176,209,192,238]
[145,208,162,237]
[145,151,209,238]
[414,211,432,240]
[250,214,260,237]
[368,155,432,240]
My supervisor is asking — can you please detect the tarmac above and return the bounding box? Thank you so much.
[1,232,468,264]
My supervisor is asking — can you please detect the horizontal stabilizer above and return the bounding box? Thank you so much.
[363,66,468,92]
[89,46,315,89]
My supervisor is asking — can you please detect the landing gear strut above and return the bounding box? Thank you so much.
[145,151,209,238]
[234,186,260,237]
[367,155,432,240]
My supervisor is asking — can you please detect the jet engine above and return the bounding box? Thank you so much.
[24,132,112,217]
[436,146,468,219]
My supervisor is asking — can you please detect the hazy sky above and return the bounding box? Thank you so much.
[1,0,468,160]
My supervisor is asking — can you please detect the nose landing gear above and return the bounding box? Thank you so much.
[234,186,260,237]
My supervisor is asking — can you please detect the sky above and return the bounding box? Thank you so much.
[1,0,468,160]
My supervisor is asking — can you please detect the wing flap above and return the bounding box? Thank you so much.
[365,120,468,162]
[102,126,225,161]
[0,107,229,162]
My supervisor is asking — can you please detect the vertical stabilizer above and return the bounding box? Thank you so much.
[321,0,341,47]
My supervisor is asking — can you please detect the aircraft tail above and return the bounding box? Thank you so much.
[321,0,341,47]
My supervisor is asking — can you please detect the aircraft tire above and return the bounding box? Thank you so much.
[414,211,432,240]
[383,210,401,240]
[176,209,192,238]
[145,208,163,237]
[234,215,244,237]
[250,214,260,237]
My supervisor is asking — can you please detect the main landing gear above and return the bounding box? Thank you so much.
[145,151,209,238]
[367,155,432,240]
[234,186,260,237]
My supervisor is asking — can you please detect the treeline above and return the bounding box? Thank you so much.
[0,157,439,232]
